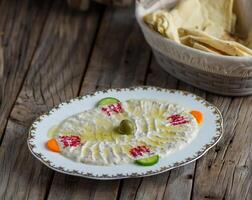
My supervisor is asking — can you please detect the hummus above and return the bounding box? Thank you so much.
[48,99,200,165]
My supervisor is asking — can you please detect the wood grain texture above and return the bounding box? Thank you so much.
[47,6,151,200]
[67,0,90,11]
[47,175,120,200]
[79,7,151,94]
[67,0,133,9]
[0,44,3,79]
[192,95,252,200]
[0,0,52,141]
[0,1,102,199]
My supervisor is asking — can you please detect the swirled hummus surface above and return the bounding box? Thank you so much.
[48,99,200,165]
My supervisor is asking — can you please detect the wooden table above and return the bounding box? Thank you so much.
[0,1,251,199]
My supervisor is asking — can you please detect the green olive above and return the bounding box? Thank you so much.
[118,119,136,135]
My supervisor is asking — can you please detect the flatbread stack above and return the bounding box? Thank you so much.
[143,0,252,56]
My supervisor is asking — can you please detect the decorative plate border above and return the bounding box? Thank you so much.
[27,86,223,179]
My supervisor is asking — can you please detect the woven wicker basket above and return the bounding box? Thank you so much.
[136,0,252,96]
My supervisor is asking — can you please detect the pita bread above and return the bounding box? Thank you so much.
[192,42,224,55]
[144,11,180,43]
[168,0,207,30]
[143,0,252,56]
[199,0,234,37]
[179,28,252,56]
[145,0,235,38]
[143,0,207,43]
[180,35,225,55]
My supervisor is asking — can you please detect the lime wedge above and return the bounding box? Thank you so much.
[97,97,120,107]
[135,155,159,166]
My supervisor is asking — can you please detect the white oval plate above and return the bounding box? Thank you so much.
[27,86,223,180]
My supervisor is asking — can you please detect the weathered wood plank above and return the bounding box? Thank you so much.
[144,58,178,89]
[79,8,150,94]
[0,1,102,199]
[0,44,3,85]
[192,95,252,200]
[163,162,195,200]
[0,0,52,141]
[47,6,151,200]
[0,44,3,79]
[47,175,121,200]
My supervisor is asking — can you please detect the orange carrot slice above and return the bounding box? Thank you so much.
[190,110,204,125]
[47,138,60,152]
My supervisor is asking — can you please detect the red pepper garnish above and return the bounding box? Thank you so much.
[101,102,123,116]
[167,114,189,126]
[59,135,81,148]
[129,145,151,158]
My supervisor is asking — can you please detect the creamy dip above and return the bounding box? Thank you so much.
[49,99,199,165]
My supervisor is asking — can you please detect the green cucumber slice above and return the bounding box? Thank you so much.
[135,155,159,166]
[97,97,120,107]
